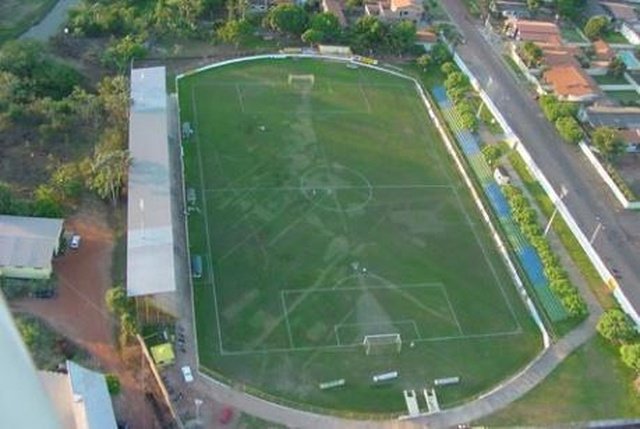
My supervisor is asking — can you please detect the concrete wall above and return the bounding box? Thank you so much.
[0,266,52,280]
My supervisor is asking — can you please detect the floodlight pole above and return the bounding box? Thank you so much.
[194,398,203,425]
[544,185,568,237]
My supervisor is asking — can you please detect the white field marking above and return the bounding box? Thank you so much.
[203,183,454,192]
[235,84,246,113]
[280,282,445,294]
[217,327,523,356]
[217,202,292,262]
[191,86,225,354]
[358,81,372,113]
[328,306,358,346]
[442,285,464,335]
[334,320,421,346]
[406,95,522,332]
[280,291,295,348]
[266,202,319,247]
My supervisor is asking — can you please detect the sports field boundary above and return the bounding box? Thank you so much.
[175,54,550,419]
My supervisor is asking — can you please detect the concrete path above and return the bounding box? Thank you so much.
[20,0,80,41]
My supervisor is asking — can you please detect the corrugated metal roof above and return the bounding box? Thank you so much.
[0,215,63,270]
[67,361,117,429]
[126,66,176,297]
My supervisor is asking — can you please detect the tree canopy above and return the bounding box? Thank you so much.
[584,15,609,40]
[597,309,637,344]
[592,126,626,161]
[264,4,308,35]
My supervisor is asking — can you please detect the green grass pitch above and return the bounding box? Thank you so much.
[178,58,541,413]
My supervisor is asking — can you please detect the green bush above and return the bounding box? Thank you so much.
[503,184,587,318]
[105,374,121,395]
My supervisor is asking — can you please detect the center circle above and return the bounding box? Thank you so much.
[300,164,373,212]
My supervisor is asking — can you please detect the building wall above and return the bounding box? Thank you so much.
[621,23,640,45]
[0,266,52,280]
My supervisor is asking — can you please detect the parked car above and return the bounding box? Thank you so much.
[181,365,193,383]
[33,288,55,299]
[70,234,81,249]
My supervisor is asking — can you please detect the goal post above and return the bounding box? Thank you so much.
[363,333,402,355]
[288,74,315,86]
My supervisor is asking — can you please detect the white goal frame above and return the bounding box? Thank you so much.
[363,333,402,355]
[288,74,315,85]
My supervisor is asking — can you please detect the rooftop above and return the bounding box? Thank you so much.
[508,19,562,45]
[322,0,347,26]
[0,215,63,270]
[602,2,638,22]
[593,39,615,61]
[126,66,176,297]
[584,105,640,128]
[543,64,599,99]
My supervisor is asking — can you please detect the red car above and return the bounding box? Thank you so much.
[219,407,233,425]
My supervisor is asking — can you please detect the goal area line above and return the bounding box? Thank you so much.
[216,327,524,356]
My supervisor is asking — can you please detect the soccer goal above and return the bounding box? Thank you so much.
[288,74,315,91]
[363,333,402,355]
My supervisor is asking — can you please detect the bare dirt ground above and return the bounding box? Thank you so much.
[12,202,163,428]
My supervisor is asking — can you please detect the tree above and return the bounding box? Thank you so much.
[105,285,138,347]
[388,21,416,55]
[216,19,252,47]
[97,76,129,128]
[481,144,504,167]
[310,12,341,42]
[33,185,64,218]
[527,0,540,12]
[441,61,456,75]
[592,126,626,161]
[301,28,324,45]
[620,343,640,372]
[539,95,577,122]
[430,41,451,65]
[608,57,627,78]
[105,374,121,395]
[416,54,431,71]
[555,116,583,143]
[584,15,609,40]
[265,4,308,35]
[352,15,387,52]
[88,147,130,205]
[556,0,586,18]
[102,35,148,72]
[521,41,543,67]
[597,309,637,344]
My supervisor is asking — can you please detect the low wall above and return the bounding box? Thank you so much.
[578,142,640,210]
[451,51,640,325]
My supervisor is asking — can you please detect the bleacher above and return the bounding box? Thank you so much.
[433,86,568,322]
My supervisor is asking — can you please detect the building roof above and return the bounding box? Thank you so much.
[593,39,615,61]
[584,105,640,128]
[416,29,438,43]
[509,19,562,45]
[602,2,638,22]
[541,45,579,67]
[0,215,63,270]
[0,294,63,429]
[322,0,347,26]
[127,66,176,297]
[391,0,422,10]
[543,64,599,99]
[67,361,117,429]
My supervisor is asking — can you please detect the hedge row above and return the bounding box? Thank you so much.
[503,184,588,319]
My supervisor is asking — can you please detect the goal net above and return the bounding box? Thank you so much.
[288,74,315,91]
[363,334,402,355]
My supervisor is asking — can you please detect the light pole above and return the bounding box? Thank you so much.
[590,218,604,244]
[543,185,568,237]
[194,398,203,425]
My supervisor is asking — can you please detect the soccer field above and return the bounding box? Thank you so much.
[178,58,541,413]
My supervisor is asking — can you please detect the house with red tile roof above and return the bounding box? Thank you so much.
[364,0,424,24]
[543,64,600,102]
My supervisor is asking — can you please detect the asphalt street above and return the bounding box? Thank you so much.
[441,0,640,309]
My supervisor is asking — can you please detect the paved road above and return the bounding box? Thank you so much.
[20,0,79,41]
[441,0,640,308]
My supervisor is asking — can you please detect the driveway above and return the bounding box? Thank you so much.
[13,207,161,428]
[441,0,640,308]
[20,0,80,41]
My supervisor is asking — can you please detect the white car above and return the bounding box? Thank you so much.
[70,234,81,249]
[181,365,194,383]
